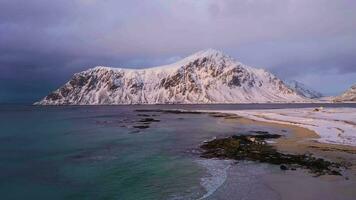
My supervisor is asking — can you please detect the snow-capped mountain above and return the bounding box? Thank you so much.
[334,84,356,102]
[284,80,323,99]
[35,49,308,105]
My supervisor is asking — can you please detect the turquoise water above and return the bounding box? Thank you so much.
[2,104,355,200]
[0,106,248,200]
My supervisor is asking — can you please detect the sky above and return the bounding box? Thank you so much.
[1,0,356,103]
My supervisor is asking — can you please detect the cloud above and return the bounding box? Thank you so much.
[0,0,355,102]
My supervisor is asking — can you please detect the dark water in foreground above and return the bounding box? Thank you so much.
[0,104,355,200]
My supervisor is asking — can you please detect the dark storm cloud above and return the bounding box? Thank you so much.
[1,0,356,102]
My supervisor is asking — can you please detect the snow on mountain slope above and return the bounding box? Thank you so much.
[284,80,323,99]
[35,49,308,105]
[334,84,356,102]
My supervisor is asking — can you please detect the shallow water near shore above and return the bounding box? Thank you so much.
[0,104,355,199]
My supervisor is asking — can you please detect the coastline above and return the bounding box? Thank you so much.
[203,108,356,167]
[200,108,356,145]
[196,108,356,199]
[225,113,356,160]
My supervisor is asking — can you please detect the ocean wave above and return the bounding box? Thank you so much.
[195,159,234,200]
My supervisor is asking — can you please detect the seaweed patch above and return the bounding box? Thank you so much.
[201,133,345,176]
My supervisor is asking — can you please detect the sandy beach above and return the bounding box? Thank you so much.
[214,108,356,146]
[198,108,356,200]
[226,112,356,164]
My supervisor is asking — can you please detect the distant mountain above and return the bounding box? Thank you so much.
[35,49,308,105]
[334,84,356,102]
[284,80,323,99]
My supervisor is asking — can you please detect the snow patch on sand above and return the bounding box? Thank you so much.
[201,108,356,146]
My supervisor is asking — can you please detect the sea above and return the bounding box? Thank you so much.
[1,103,355,200]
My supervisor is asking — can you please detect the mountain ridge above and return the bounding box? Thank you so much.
[334,84,356,102]
[35,49,309,105]
[284,80,323,99]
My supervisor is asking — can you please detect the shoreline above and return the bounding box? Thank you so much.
[200,108,356,144]
[196,109,356,199]
[200,109,356,164]
[231,114,355,156]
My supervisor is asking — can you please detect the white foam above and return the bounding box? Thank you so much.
[195,159,233,200]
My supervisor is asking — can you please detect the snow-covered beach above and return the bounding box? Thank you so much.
[202,107,356,147]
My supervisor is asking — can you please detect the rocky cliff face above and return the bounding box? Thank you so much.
[35,49,307,105]
[334,84,356,102]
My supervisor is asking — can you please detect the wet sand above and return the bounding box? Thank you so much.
[261,170,356,200]
[205,161,356,200]
[202,112,356,200]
